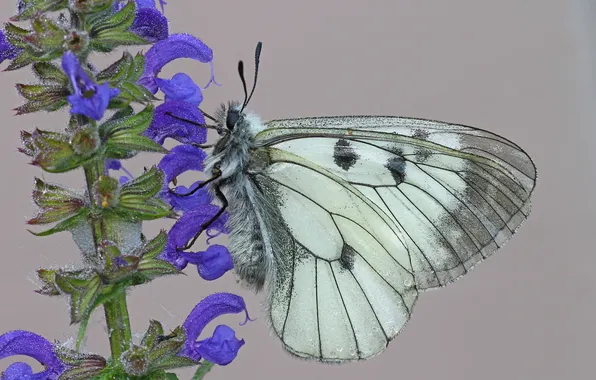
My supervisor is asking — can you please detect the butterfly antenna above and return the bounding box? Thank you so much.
[200,108,218,123]
[242,41,262,112]
[238,60,249,109]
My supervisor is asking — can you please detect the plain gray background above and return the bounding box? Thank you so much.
[1,1,594,379]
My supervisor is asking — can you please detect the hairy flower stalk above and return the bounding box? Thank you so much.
[1,1,246,379]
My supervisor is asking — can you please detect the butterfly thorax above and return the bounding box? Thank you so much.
[204,102,274,291]
[205,102,265,182]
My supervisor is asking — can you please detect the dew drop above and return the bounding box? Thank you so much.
[404,278,413,287]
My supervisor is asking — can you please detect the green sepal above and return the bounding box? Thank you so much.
[192,362,215,380]
[147,326,195,371]
[54,269,102,324]
[32,62,69,85]
[165,374,180,380]
[138,230,167,260]
[5,50,35,71]
[136,256,180,281]
[27,178,85,225]
[101,105,168,156]
[27,14,68,52]
[141,320,165,350]
[28,208,90,237]
[114,167,172,220]
[24,129,97,173]
[35,268,61,296]
[55,347,106,380]
[4,22,31,49]
[88,1,149,51]
[97,52,156,105]
[14,84,69,114]
[10,0,68,21]
[88,0,137,34]
[68,0,114,14]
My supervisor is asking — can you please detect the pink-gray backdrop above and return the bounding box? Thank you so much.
[1,1,594,379]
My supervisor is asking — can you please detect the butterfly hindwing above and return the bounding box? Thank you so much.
[253,148,418,361]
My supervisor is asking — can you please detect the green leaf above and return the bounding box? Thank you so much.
[192,362,215,380]
[32,61,69,85]
[10,0,68,21]
[4,22,31,48]
[164,374,180,380]
[28,208,90,237]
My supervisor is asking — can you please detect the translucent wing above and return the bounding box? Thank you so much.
[253,148,418,362]
[252,116,536,361]
[257,116,537,289]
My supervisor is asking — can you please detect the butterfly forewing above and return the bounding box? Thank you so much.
[250,116,536,361]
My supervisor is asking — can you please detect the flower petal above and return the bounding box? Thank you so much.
[162,181,212,213]
[136,0,157,8]
[67,82,119,121]
[0,330,65,380]
[0,30,21,64]
[157,144,207,184]
[144,101,207,145]
[196,325,245,366]
[105,159,122,170]
[131,7,168,42]
[156,73,203,106]
[160,205,228,270]
[138,33,213,94]
[180,244,234,281]
[180,293,250,362]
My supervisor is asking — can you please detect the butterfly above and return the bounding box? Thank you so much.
[169,42,537,363]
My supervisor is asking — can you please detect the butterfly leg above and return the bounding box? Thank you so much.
[176,185,228,251]
[168,168,222,198]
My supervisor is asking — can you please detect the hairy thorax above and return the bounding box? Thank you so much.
[204,111,273,292]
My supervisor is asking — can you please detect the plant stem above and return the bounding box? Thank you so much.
[83,160,132,361]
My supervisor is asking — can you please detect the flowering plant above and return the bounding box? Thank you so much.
[0,1,249,379]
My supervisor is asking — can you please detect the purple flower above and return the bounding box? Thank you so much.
[180,293,250,365]
[131,7,169,43]
[157,144,207,184]
[156,73,203,106]
[164,181,212,213]
[0,30,21,64]
[0,330,66,380]
[144,101,207,145]
[61,51,120,120]
[138,34,216,94]
[160,206,229,271]
[180,244,234,281]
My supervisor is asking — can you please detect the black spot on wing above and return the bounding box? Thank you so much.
[339,244,356,271]
[385,156,407,185]
[412,128,430,140]
[333,139,359,171]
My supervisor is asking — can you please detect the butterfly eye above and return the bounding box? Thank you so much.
[226,110,240,130]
